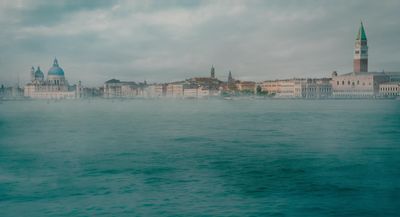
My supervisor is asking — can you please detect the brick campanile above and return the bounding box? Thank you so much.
[353,22,368,73]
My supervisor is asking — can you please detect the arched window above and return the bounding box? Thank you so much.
[357,80,360,85]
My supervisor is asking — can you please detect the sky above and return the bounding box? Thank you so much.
[0,0,400,86]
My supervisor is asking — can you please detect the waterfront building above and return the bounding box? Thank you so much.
[197,88,210,98]
[103,79,122,97]
[379,82,400,97]
[276,80,296,98]
[260,80,280,95]
[103,79,146,98]
[260,78,332,99]
[260,79,297,97]
[145,84,165,98]
[294,78,332,99]
[183,88,198,98]
[236,81,256,93]
[166,83,184,98]
[331,72,389,98]
[24,58,76,99]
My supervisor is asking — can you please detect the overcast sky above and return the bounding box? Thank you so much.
[1,0,399,86]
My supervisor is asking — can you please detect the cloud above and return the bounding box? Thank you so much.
[0,0,400,86]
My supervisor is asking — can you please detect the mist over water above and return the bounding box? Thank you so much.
[0,100,399,216]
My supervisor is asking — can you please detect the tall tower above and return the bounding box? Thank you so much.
[353,21,368,73]
[210,65,215,78]
[228,71,234,83]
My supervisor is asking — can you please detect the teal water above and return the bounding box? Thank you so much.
[0,100,399,216]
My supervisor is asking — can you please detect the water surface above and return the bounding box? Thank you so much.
[0,99,399,216]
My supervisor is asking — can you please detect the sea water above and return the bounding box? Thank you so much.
[0,99,399,216]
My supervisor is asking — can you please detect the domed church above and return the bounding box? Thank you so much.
[47,58,67,85]
[24,58,81,99]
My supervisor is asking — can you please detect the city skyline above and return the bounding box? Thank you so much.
[1,0,400,86]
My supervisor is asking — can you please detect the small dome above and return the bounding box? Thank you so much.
[48,58,65,76]
[332,71,338,77]
[35,66,44,78]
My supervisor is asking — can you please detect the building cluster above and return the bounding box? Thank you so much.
[2,22,398,101]
[257,22,399,99]
[102,66,254,99]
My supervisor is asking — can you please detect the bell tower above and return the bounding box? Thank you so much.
[210,65,215,78]
[353,21,368,73]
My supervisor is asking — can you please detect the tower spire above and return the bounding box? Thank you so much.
[356,21,367,41]
[210,65,215,78]
[228,70,233,83]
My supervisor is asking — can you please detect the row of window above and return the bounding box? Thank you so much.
[299,88,331,92]
[381,92,399,96]
[380,87,399,92]
[337,80,371,86]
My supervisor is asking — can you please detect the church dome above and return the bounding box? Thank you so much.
[48,58,65,76]
[35,66,44,78]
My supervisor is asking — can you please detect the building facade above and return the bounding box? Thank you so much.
[166,84,184,98]
[260,79,332,99]
[260,79,298,98]
[103,79,146,98]
[236,81,256,93]
[145,84,165,98]
[331,72,389,98]
[294,79,332,99]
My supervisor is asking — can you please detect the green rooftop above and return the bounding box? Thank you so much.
[356,22,367,41]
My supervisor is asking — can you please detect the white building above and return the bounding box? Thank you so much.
[331,72,389,98]
[24,58,77,99]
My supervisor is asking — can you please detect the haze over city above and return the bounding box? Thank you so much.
[1,0,400,86]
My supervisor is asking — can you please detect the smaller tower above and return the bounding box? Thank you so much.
[228,70,233,84]
[227,71,236,91]
[30,66,35,81]
[210,65,215,78]
[76,80,82,99]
